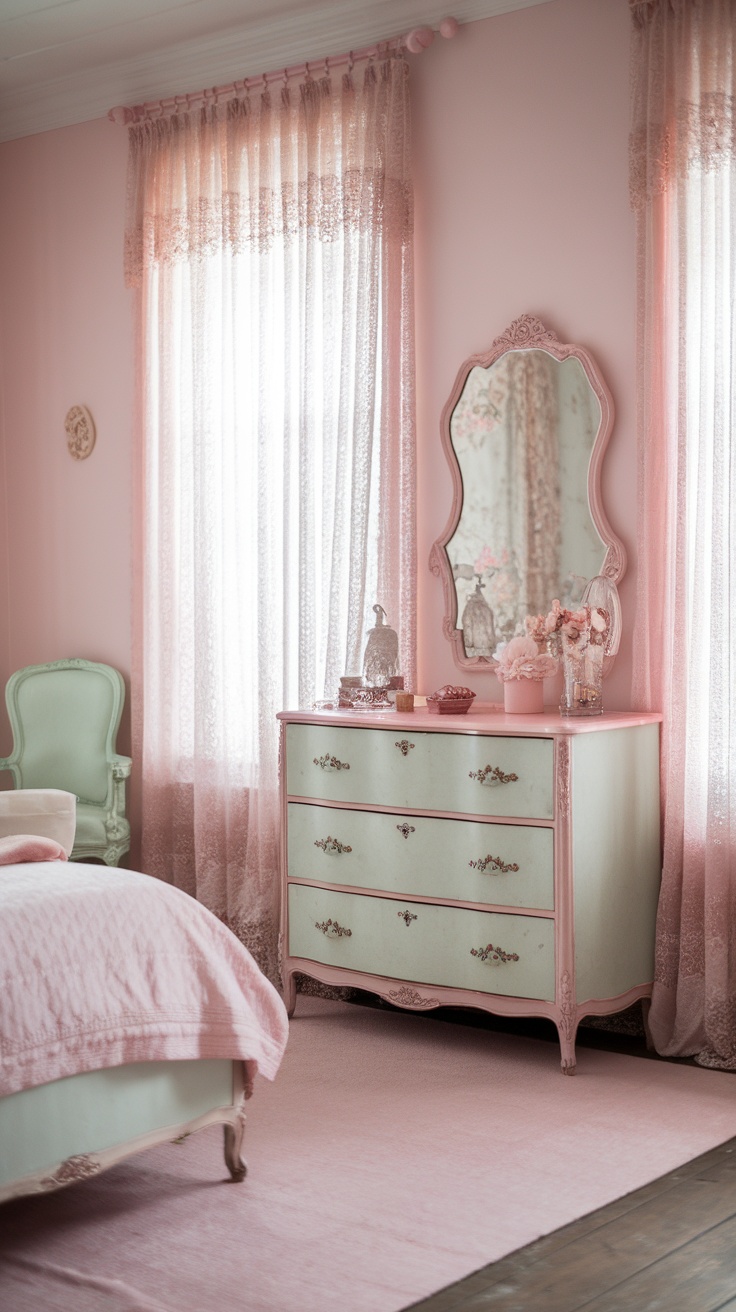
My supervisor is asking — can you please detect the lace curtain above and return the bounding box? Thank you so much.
[126,56,416,983]
[630,0,736,1067]
[506,351,560,619]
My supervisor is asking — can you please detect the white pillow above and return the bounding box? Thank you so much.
[0,789,77,857]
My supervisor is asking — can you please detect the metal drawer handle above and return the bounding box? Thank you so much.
[395,739,415,757]
[469,765,519,786]
[315,918,352,938]
[314,836,353,855]
[396,823,416,839]
[470,942,519,964]
[468,854,520,874]
[397,910,418,927]
[313,754,351,771]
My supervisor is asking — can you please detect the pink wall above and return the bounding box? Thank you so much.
[0,0,635,850]
[0,119,134,762]
[411,0,636,707]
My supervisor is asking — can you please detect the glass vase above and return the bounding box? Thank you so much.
[559,640,604,717]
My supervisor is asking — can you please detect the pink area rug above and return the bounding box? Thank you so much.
[2,997,736,1312]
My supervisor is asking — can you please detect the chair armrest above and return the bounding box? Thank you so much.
[104,755,132,845]
[0,758,20,784]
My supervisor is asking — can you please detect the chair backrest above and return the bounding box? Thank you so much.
[4,660,126,806]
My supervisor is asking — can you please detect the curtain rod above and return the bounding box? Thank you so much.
[109,16,459,126]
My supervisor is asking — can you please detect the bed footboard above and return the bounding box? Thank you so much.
[0,1058,248,1204]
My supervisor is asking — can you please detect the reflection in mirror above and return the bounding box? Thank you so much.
[449,351,604,653]
[430,316,626,669]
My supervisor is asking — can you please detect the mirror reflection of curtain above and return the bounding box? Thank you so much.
[448,352,562,648]
[506,351,561,619]
[557,360,602,606]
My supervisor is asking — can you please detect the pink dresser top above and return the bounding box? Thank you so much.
[277,703,662,737]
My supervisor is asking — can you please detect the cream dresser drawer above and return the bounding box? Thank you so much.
[279,709,663,1074]
[288,884,555,1001]
[285,724,554,819]
[287,803,554,910]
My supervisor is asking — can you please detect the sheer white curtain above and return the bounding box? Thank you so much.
[125,58,416,981]
[630,0,736,1066]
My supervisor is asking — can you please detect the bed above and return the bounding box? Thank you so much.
[0,791,289,1204]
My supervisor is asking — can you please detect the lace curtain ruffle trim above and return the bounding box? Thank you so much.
[124,56,412,287]
[629,0,736,208]
[124,174,413,286]
[630,92,736,208]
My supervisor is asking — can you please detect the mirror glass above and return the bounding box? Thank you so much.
[430,316,625,668]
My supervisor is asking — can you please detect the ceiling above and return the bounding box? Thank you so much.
[0,0,553,143]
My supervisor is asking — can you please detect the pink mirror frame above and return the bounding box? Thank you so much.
[429,314,627,671]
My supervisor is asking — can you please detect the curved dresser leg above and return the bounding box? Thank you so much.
[282,970,297,1019]
[223,1114,247,1182]
[558,1021,578,1076]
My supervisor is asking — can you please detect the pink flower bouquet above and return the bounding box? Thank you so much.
[536,599,611,657]
[493,635,558,684]
[536,599,610,716]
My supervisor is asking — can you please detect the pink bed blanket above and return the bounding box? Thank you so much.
[0,862,289,1098]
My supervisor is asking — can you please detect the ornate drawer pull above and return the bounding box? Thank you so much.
[396,823,416,839]
[315,918,352,938]
[395,740,415,756]
[468,854,520,874]
[313,755,350,771]
[469,765,519,786]
[470,942,519,964]
[314,836,352,854]
[397,910,418,927]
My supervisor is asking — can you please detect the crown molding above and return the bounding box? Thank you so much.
[0,0,553,144]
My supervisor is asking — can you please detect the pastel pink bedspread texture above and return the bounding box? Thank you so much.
[0,863,289,1097]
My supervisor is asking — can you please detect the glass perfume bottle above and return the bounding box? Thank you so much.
[461,576,496,658]
[362,605,399,687]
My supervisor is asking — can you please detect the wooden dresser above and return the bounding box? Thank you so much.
[277,705,662,1073]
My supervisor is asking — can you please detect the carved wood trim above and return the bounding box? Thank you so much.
[490,314,561,353]
[557,970,576,1041]
[556,738,571,817]
[384,986,441,1009]
[41,1153,102,1190]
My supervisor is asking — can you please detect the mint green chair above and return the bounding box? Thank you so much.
[0,659,131,866]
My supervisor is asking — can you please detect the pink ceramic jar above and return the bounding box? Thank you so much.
[503,678,544,715]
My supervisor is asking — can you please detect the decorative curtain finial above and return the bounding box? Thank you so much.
[405,17,459,54]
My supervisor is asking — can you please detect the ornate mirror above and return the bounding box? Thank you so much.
[429,315,626,668]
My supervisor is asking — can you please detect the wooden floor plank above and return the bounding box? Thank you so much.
[477,1153,717,1275]
[439,1142,736,1301]
[576,1215,736,1311]
[458,1179,736,1311]
[403,1139,736,1312]
[693,1156,736,1183]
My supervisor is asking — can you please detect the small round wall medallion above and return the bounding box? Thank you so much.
[65,405,96,460]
